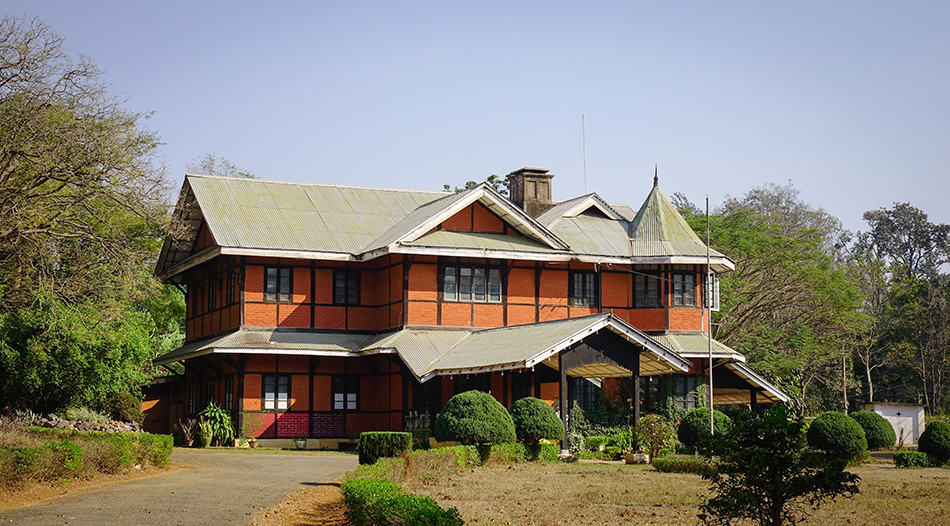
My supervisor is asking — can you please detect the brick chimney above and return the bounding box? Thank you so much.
[507,167,554,217]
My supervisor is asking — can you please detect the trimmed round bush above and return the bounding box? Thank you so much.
[434,390,516,445]
[806,411,868,461]
[509,397,564,444]
[918,420,950,466]
[677,408,732,448]
[848,411,896,450]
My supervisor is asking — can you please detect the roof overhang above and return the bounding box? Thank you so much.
[722,361,789,404]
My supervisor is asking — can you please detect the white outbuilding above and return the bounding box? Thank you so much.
[861,403,926,447]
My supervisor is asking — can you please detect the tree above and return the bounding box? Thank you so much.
[442,173,509,196]
[699,406,860,526]
[187,153,256,179]
[684,184,866,414]
[0,16,179,412]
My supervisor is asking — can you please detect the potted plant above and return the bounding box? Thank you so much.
[177,417,197,447]
[197,419,213,448]
[294,436,307,450]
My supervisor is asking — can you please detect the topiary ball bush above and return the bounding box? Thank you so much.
[806,411,868,461]
[509,397,564,444]
[848,411,896,450]
[919,420,950,466]
[677,408,732,447]
[434,390,517,445]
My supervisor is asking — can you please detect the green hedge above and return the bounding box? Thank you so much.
[585,436,609,451]
[509,397,563,444]
[410,429,432,450]
[893,451,930,468]
[341,477,463,526]
[651,456,715,476]
[849,411,896,450]
[806,412,868,462]
[919,421,950,466]
[358,432,412,465]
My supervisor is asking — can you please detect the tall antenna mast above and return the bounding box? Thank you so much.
[707,194,714,435]
[581,114,588,193]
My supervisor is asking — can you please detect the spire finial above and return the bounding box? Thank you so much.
[653,164,658,188]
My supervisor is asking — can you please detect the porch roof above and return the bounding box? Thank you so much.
[649,332,745,361]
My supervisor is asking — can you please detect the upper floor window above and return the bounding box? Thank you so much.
[263,374,290,410]
[672,272,696,306]
[634,271,661,308]
[265,267,291,302]
[225,270,236,305]
[443,264,501,303]
[569,271,597,307]
[207,277,217,311]
[334,269,361,305]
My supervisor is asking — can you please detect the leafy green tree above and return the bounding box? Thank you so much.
[442,173,509,196]
[699,406,860,526]
[187,153,257,179]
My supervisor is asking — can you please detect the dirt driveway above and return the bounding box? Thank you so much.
[0,448,358,525]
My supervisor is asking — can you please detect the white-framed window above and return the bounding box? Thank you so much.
[443,265,502,303]
[707,274,720,312]
[672,272,696,307]
[263,375,290,410]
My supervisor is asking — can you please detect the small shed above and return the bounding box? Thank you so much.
[861,402,926,447]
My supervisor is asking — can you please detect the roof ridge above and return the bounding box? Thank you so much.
[185,173,450,195]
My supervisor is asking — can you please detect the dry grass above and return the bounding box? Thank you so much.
[398,461,950,526]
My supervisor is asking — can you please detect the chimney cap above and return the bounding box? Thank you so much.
[508,167,552,177]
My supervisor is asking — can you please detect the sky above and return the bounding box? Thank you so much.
[5,1,949,233]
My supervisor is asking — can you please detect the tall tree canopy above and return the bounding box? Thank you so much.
[0,16,181,413]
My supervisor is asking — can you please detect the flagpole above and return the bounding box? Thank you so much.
[707,195,714,435]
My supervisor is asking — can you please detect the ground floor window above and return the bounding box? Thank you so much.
[188,383,197,414]
[332,376,359,411]
[569,377,598,411]
[224,375,234,410]
[263,375,290,410]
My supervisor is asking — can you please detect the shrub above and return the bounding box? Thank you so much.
[699,405,860,526]
[607,429,635,450]
[433,390,516,445]
[0,446,39,485]
[358,432,412,465]
[585,435,609,452]
[603,445,622,460]
[677,408,732,448]
[849,411,896,450]
[341,477,464,526]
[64,406,109,424]
[509,397,563,444]
[636,414,677,462]
[893,451,930,468]
[103,392,145,424]
[918,420,950,466]
[197,420,213,448]
[806,411,868,462]
[652,455,714,476]
[566,431,584,453]
[198,402,234,446]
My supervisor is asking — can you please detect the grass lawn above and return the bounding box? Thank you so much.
[399,461,950,525]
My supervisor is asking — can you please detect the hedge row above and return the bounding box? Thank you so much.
[651,456,715,476]
[1,428,172,487]
[358,432,412,465]
[341,477,463,526]
[893,451,930,468]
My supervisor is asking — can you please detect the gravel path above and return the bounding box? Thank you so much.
[0,448,358,525]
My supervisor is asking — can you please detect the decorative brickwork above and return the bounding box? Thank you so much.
[276,411,309,437]
[312,411,346,438]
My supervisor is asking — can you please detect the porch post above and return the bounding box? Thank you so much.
[559,352,568,451]
[750,388,759,414]
[632,351,641,428]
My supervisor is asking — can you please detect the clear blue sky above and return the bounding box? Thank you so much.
[6,1,949,232]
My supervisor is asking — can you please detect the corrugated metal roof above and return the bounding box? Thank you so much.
[360,190,471,253]
[405,230,557,253]
[187,175,447,255]
[649,332,744,360]
[628,187,728,259]
[153,329,376,365]
[360,328,470,378]
[546,213,632,257]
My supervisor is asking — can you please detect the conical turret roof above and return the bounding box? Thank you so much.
[628,186,727,260]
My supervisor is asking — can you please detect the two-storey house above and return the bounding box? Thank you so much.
[143,167,786,447]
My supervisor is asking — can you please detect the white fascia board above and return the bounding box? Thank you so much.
[389,244,573,262]
[678,352,746,363]
[726,362,789,403]
[628,256,736,272]
[398,185,569,251]
[561,195,622,220]
[220,247,354,261]
[159,246,222,280]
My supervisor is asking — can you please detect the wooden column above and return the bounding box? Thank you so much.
[559,353,568,451]
[632,352,641,427]
[750,388,759,414]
